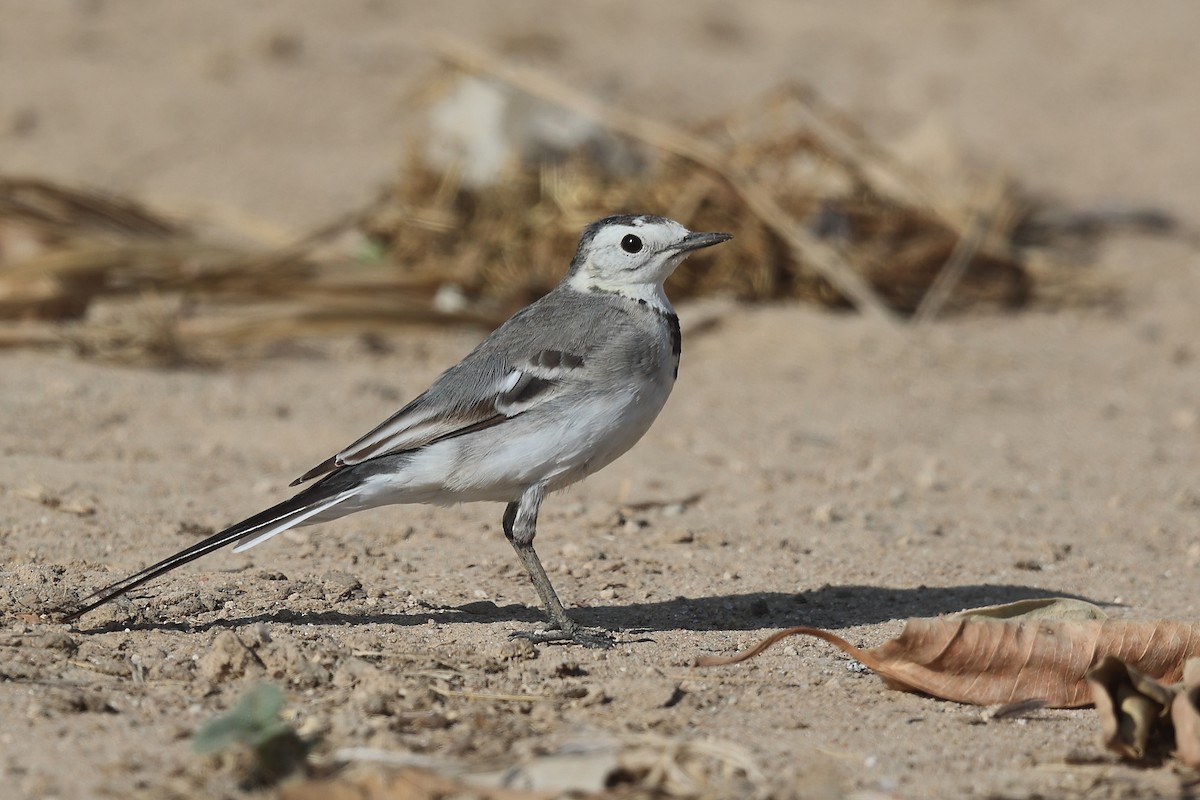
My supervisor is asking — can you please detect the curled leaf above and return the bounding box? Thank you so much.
[1172,658,1200,768]
[1086,655,1176,760]
[698,600,1200,708]
[956,597,1108,622]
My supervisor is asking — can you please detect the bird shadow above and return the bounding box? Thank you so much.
[73,583,1105,636]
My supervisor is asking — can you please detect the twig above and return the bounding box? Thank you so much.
[433,36,900,326]
[430,686,547,703]
[330,747,459,771]
[913,179,1007,324]
[784,83,976,234]
[0,323,63,349]
[786,83,1084,309]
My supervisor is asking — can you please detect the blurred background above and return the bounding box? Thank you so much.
[2,0,1196,362]
[4,4,1200,798]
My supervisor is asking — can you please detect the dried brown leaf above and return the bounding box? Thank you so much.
[698,600,1200,708]
[1172,658,1200,768]
[1086,655,1177,760]
[955,597,1108,622]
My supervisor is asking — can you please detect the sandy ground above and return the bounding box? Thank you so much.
[2,2,1200,798]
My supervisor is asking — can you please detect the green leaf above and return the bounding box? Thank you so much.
[192,683,288,754]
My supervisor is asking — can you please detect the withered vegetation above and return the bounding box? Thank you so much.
[0,48,1134,366]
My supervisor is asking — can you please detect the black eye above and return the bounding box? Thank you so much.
[620,234,643,254]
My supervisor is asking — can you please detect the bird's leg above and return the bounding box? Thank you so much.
[503,486,613,648]
[504,499,573,631]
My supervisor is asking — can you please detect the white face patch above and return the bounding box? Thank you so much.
[566,216,693,311]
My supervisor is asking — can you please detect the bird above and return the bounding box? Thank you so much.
[64,214,732,646]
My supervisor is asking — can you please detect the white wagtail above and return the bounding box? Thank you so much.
[65,214,732,646]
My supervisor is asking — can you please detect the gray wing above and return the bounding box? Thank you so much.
[291,290,607,486]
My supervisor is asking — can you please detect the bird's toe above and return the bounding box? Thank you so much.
[509,624,615,649]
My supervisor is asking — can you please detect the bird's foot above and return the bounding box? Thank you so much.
[510,622,615,649]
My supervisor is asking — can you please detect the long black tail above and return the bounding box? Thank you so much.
[63,479,352,623]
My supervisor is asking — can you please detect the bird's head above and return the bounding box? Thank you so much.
[565,215,732,308]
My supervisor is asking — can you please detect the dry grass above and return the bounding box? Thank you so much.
[0,46,1128,366]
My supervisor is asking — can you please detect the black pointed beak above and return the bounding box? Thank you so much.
[678,231,733,252]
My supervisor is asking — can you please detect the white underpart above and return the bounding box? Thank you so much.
[340,372,674,509]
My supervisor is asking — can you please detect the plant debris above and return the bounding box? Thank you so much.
[193,682,313,788]
[0,43,1165,365]
[1088,655,1200,766]
[697,598,1200,769]
[697,598,1200,707]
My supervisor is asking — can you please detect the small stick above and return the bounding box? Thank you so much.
[430,686,546,703]
[784,83,1004,249]
[0,323,62,349]
[785,83,972,229]
[913,178,1008,324]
